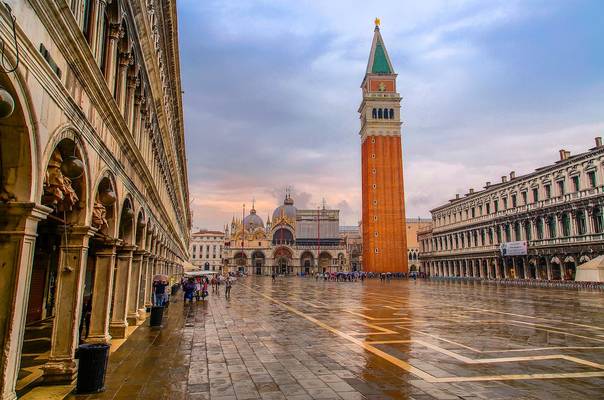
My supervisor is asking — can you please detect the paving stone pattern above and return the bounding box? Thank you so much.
[69,277,604,400]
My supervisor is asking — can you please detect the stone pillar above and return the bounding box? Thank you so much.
[42,226,95,384]
[145,255,156,308]
[116,53,132,113]
[0,203,50,400]
[133,94,144,145]
[126,251,144,325]
[86,243,117,344]
[91,0,108,63]
[138,252,150,315]
[125,75,138,131]
[109,246,135,339]
[104,23,122,93]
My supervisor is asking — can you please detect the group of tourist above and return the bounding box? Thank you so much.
[181,274,235,302]
[301,271,427,282]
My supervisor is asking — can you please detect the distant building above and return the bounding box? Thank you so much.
[419,138,604,281]
[406,218,432,271]
[190,230,225,271]
[223,195,350,275]
[340,225,363,271]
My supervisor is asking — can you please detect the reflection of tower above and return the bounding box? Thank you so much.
[359,19,408,273]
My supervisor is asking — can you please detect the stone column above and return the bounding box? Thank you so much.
[138,252,150,315]
[109,246,135,339]
[104,23,122,93]
[133,94,144,145]
[125,75,139,132]
[126,250,144,325]
[115,53,132,113]
[42,226,95,384]
[0,203,50,400]
[86,243,117,344]
[146,255,156,308]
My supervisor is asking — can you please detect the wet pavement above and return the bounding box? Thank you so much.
[69,277,604,399]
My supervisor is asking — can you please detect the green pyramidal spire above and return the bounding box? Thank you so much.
[366,22,394,75]
[372,41,392,74]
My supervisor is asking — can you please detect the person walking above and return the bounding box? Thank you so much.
[225,276,233,299]
[201,277,209,300]
[183,278,196,303]
[211,276,217,293]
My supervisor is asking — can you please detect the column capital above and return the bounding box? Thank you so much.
[0,202,52,235]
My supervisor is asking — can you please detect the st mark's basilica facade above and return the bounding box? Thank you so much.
[223,195,350,275]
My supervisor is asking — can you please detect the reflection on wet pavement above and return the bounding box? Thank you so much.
[69,277,604,399]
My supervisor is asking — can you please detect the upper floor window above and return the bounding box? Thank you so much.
[561,213,571,237]
[557,179,565,196]
[545,184,552,199]
[502,197,508,209]
[511,195,517,208]
[572,175,580,192]
[389,108,394,119]
[471,207,475,218]
[486,203,491,214]
[548,216,557,238]
[588,171,597,188]
[521,191,527,205]
[532,187,539,203]
[377,109,383,119]
[372,108,377,118]
[494,201,499,213]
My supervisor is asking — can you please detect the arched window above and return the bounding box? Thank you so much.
[524,221,532,241]
[514,222,522,241]
[505,224,511,242]
[389,108,394,119]
[377,108,383,119]
[576,210,587,235]
[372,108,377,118]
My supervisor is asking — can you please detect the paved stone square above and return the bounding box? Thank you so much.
[70,277,604,400]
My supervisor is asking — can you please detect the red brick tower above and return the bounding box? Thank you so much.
[359,19,408,273]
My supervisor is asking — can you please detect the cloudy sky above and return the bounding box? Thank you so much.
[178,0,604,231]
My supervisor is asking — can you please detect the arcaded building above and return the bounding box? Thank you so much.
[359,20,408,273]
[419,138,604,281]
[0,1,189,397]
[223,196,349,275]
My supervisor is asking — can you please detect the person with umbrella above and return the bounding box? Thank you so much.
[152,274,169,306]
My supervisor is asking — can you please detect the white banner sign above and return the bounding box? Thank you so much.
[500,241,527,256]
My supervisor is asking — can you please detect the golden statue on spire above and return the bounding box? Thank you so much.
[374,17,381,27]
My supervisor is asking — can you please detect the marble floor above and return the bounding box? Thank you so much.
[69,277,604,400]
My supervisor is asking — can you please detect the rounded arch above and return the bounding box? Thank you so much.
[135,207,147,249]
[91,169,118,237]
[273,246,293,259]
[39,129,91,225]
[272,227,294,244]
[0,64,39,203]
[118,195,135,244]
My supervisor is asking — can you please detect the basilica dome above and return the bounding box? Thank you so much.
[272,195,297,221]
[243,208,264,230]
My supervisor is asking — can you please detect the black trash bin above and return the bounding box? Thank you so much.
[150,305,164,327]
[76,343,110,393]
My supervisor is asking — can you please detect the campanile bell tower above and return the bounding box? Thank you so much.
[359,19,408,273]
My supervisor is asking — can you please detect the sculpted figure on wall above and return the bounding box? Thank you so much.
[42,149,79,212]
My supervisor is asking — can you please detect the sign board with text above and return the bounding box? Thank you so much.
[500,241,527,256]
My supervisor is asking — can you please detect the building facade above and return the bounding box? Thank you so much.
[406,218,432,271]
[0,1,189,397]
[223,196,349,275]
[190,230,224,271]
[339,225,363,271]
[359,20,408,273]
[419,138,604,281]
